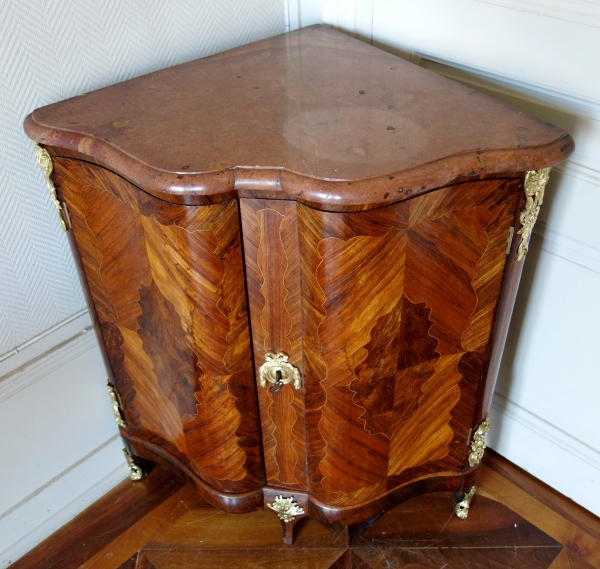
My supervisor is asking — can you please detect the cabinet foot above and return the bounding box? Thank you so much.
[453,485,476,519]
[122,448,146,481]
[263,489,309,545]
[279,515,308,545]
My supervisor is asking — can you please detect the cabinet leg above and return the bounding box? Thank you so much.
[264,490,309,545]
[453,485,476,519]
[279,516,307,545]
[122,447,150,480]
[121,436,154,480]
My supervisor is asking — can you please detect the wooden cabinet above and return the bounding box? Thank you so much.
[24,25,573,543]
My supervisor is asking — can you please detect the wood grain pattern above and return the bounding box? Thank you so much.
[54,151,527,533]
[23,22,577,544]
[138,549,344,569]
[54,153,524,526]
[240,199,308,490]
[55,158,264,494]
[299,178,520,509]
[478,464,600,567]
[17,456,599,569]
[358,492,560,549]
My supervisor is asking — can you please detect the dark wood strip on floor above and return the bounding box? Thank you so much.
[9,451,600,569]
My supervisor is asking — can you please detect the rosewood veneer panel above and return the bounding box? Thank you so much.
[55,158,264,495]
[298,178,520,510]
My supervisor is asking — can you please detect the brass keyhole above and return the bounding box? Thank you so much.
[269,370,284,393]
[259,351,302,391]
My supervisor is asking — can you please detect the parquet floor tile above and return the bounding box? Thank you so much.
[352,547,562,569]
[354,493,559,548]
[146,505,342,549]
[140,548,345,569]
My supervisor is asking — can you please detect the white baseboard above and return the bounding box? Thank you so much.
[489,391,600,517]
[0,436,128,569]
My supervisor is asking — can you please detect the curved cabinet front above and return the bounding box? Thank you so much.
[241,178,522,521]
[54,156,522,522]
[54,158,265,496]
[299,178,521,512]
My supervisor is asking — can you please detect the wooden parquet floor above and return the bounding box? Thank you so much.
[11,450,600,569]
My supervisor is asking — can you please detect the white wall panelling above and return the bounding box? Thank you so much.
[1,1,286,564]
[489,389,600,515]
[0,437,126,569]
[411,57,600,274]
[414,55,600,185]
[369,0,600,101]
[322,0,600,516]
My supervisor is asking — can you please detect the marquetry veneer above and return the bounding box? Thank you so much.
[24,25,574,544]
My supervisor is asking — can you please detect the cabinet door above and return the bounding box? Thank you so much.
[298,178,520,509]
[240,199,308,492]
[54,158,264,494]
